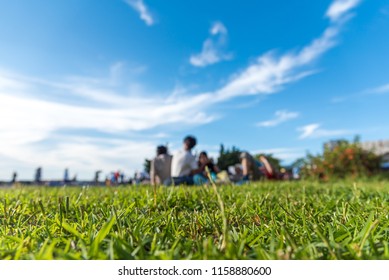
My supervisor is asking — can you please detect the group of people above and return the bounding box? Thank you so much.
[149,135,277,186]
[5,135,278,187]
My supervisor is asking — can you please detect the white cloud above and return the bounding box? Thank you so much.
[0,70,217,179]
[257,110,300,127]
[214,27,338,101]
[299,124,321,139]
[298,124,351,139]
[0,75,29,90]
[190,21,232,67]
[326,0,361,22]
[210,22,228,35]
[212,0,360,101]
[0,73,216,132]
[125,0,154,26]
[0,135,156,181]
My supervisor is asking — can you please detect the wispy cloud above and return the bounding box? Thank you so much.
[257,110,300,127]
[298,123,352,139]
[210,21,228,35]
[368,83,389,94]
[215,32,339,101]
[189,21,233,67]
[125,0,154,26]
[0,68,217,179]
[211,0,360,102]
[331,82,389,103]
[0,72,216,132]
[326,0,361,22]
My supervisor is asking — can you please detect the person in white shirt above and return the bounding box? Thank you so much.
[170,135,202,185]
[150,145,172,186]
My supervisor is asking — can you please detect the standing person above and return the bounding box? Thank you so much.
[11,172,17,184]
[150,145,172,186]
[170,135,202,186]
[119,172,125,184]
[193,151,220,185]
[94,170,102,184]
[64,168,69,183]
[34,167,42,184]
[110,172,116,185]
[114,171,120,184]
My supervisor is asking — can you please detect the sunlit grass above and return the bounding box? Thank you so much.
[1,181,389,260]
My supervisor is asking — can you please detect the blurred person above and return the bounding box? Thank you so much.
[110,172,117,185]
[120,172,125,184]
[133,171,147,185]
[241,152,263,181]
[34,167,42,184]
[228,163,243,182]
[193,151,220,185]
[150,145,172,186]
[11,172,17,184]
[236,152,263,185]
[105,175,111,186]
[114,171,120,183]
[94,170,102,184]
[64,168,69,182]
[170,135,203,186]
[258,155,278,180]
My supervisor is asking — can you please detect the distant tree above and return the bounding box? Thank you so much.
[143,159,151,174]
[217,144,242,171]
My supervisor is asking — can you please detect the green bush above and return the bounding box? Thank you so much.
[302,140,382,180]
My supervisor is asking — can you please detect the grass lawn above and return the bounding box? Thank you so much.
[1,181,388,260]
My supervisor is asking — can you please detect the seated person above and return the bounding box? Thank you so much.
[258,155,277,180]
[170,135,202,186]
[150,145,172,186]
[193,151,220,185]
[241,152,263,181]
[235,152,263,184]
[228,163,243,182]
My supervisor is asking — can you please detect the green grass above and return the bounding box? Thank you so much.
[1,181,389,260]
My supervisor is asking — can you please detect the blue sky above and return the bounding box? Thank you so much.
[1,0,389,180]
